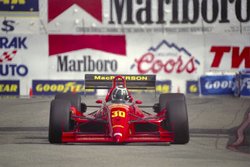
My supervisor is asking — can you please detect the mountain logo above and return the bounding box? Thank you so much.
[131,40,200,74]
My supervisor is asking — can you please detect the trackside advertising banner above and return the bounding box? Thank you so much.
[239,75,250,96]
[48,34,204,94]
[0,0,249,96]
[0,17,40,34]
[205,35,250,72]
[0,0,39,16]
[156,80,171,94]
[186,80,199,95]
[32,80,171,95]
[43,0,250,94]
[32,80,96,96]
[46,0,250,34]
[200,75,234,95]
[0,80,19,95]
[129,80,172,94]
[0,35,48,95]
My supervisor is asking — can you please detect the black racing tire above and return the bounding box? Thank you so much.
[55,92,81,112]
[159,93,189,144]
[48,99,71,143]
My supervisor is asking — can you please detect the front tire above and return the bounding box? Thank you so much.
[48,99,71,143]
[55,93,82,112]
[159,93,189,144]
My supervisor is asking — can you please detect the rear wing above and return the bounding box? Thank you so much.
[85,74,156,90]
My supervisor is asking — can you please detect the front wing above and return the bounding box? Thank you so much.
[62,132,174,143]
[62,117,174,143]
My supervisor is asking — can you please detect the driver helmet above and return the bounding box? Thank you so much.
[111,85,129,101]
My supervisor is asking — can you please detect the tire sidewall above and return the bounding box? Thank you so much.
[159,93,189,144]
[49,99,71,143]
[55,93,81,112]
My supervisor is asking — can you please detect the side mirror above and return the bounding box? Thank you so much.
[135,100,142,104]
[96,99,103,104]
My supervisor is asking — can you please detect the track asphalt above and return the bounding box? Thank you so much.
[0,95,249,167]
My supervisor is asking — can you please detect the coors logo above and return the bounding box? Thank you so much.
[132,40,200,74]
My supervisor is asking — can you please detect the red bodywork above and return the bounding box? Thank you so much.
[62,76,174,143]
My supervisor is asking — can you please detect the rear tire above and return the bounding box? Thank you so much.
[159,93,189,144]
[48,99,71,143]
[55,93,81,112]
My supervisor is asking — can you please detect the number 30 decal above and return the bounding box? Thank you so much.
[112,110,125,118]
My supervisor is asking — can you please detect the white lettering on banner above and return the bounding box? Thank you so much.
[205,80,233,89]
[247,80,250,89]
[242,78,250,90]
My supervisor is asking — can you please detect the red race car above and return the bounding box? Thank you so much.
[49,74,189,144]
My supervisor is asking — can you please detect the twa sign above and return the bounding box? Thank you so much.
[132,40,200,75]
[209,46,250,70]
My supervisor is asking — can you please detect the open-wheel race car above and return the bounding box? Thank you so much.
[48,74,189,144]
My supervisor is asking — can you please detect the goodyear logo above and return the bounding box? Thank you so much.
[186,81,199,95]
[200,75,234,95]
[32,80,96,96]
[0,0,39,12]
[0,80,19,95]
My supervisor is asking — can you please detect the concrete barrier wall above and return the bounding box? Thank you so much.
[0,0,250,95]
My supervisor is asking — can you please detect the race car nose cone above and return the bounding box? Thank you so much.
[114,133,122,143]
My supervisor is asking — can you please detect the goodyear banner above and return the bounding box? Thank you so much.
[0,80,19,95]
[240,75,250,97]
[0,0,39,16]
[186,81,199,95]
[200,75,234,95]
[32,80,96,96]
